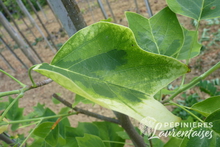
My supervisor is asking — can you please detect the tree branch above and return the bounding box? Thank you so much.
[114,112,146,147]
[24,79,53,92]
[0,133,20,146]
[52,93,120,125]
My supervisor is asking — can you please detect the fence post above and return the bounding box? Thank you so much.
[16,0,56,53]
[26,0,58,51]
[0,0,43,63]
[105,0,116,22]
[36,0,49,22]
[0,36,28,70]
[0,12,37,65]
[0,53,16,72]
[97,0,108,19]
[46,0,63,29]
[61,0,87,31]
[133,0,139,13]
[143,0,153,17]
[47,0,77,37]
[15,0,35,26]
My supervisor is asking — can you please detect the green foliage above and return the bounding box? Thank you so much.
[192,96,220,117]
[1,0,47,20]
[72,94,94,108]
[33,21,189,130]
[172,93,204,120]
[6,97,24,131]
[197,79,220,96]
[166,0,220,20]
[126,8,201,59]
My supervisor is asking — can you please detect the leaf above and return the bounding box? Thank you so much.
[0,118,9,134]
[77,122,100,136]
[72,94,94,108]
[126,7,184,58]
[33,103,46,116]
[93,122,125,147]
[0,101,8,111]
[34,21,188,130]
[177,27,202,60]
[191,96,220,117]
[6,97,24,130]
[33,122,59,146]
[65,126,84,147]
[76,134,105,147]
[180,127,214,147]
[52,97,61,104]
[116,131,130,140]
[197,80,220,96]
[164,137,183,147]
[205,109,220,135]
[167,0,220,20]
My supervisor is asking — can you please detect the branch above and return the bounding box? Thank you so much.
[114,112,146,147]
[24,79,53,92]
[52,93,120,125]
[0,79,53,97]
[0,133,20,146]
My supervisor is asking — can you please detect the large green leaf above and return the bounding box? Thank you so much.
[34,22,189,130]
[126,7,184,58]
[167,0,220,20]
[191,96,220,117]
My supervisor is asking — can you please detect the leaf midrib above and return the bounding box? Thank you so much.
[48,64,152,98]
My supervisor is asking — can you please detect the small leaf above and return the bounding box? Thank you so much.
[116,131,130,140]
[34,21,189,130]
[6,97,24,130]
[191,96,220,117]
[33,103,46,116]
[58,107,71,114]
[76,134,105,147]
[78,122,99,136]
[65,126,84,147]
[177,27,202,60]
[33,122,59,146]
[72,94,94,108]
[126,7,184,58]
[0,102,8,111]
[93,122,125,147]
[52,97,61,104]
[0,118,9,134]
[167,0,220,20]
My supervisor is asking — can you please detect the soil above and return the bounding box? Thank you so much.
[0,0,219,146]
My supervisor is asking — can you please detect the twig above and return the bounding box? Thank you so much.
[114,112,146,147]
[52,93,120,125]
[0,133,19,146]
[0,79,53,98]
[26,79,53,90]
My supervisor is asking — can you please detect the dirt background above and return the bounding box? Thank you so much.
[0,0,219,146]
